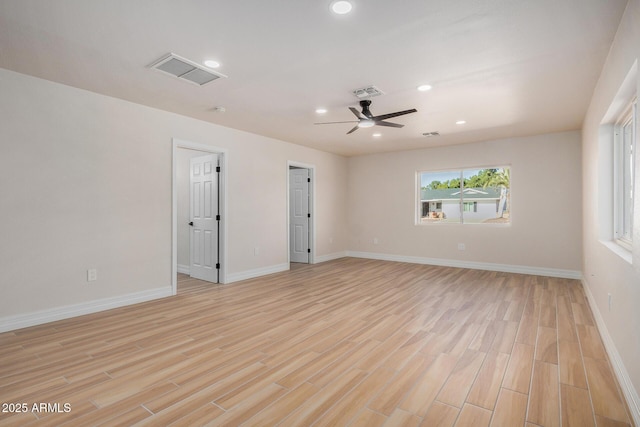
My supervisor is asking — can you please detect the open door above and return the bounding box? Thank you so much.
[289,167,310,263]
[190,154,219,282]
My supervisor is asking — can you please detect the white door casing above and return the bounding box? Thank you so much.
[190,154,218,282]
[289,168,310,263]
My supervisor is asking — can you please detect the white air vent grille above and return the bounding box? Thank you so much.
[352,85,384,99]
[150,53,227,86]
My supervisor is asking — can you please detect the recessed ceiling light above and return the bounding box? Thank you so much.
[331,1,353,15]
[456,120,467,125]
[203,60,220,69]
[373,133,382,137]
[315,108,328,114]
[417,84,432,92]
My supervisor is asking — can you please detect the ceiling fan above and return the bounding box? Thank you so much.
[314,100,417,134]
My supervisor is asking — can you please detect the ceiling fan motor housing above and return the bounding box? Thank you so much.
[360,100,373,117]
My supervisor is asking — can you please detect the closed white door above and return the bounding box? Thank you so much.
[289,168,310,263]
[190,154,218,282]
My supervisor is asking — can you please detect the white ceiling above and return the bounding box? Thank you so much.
[0,0,628,156]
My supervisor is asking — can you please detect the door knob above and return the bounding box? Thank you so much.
[189,221,194,226]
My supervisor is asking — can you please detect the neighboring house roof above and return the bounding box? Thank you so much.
[421,187,503,201]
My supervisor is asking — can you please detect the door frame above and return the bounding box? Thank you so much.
[287,161,315,264]
[172,139,228,294]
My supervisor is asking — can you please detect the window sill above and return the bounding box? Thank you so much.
[415,222,511,227]
[600,240,633,264]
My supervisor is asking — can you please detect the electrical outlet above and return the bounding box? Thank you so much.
[254,247,260,256]
[87,269,97,282]
[458,243,466,251]
[373,238,379,245]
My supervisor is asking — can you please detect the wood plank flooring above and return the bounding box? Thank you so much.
[0,258,633,426]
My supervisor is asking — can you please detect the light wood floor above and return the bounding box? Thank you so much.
[0,258,633,426]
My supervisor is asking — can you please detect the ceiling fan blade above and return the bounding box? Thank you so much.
[371,108,417,122]
[374,120,404,128]
[349,107,366,119]
[346,124,360,134]
[314,120,359,125]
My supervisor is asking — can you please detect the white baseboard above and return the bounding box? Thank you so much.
[177,263,190,275]
[346,251,582,279]
[582,278,640,426]
[0,287,172,333]
[226,263,289,284]
[222,254,345,285]
[314,251,348,264]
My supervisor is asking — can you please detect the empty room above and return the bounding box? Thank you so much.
[0,1,639,426]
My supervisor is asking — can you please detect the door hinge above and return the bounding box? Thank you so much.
[307,213,311,218]
[307,177,311,183]
[307,249,311,253]
[216,263,220,269]
[216,166,221,172]
[216,215,221,221]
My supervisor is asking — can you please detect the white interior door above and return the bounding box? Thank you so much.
[190,154,218,282]
[289,168,310,263]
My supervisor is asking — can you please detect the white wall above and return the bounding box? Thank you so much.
[582,0,640,416]
[0,68,348,323]
[347,131,583,275]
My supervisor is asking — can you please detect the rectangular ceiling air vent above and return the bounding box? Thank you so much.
[150,53,227,86]
[352,85,384,99]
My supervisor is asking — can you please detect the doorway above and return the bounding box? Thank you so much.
[288,162,314,265]
[172,139,227,295]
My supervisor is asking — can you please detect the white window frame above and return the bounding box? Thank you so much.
[614,98,636,250]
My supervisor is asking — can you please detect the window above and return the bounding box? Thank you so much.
[615,98,636,248]
[418,167,510,224]
[463,202,477,212]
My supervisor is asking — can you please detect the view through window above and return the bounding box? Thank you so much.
[418,167,510,224]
